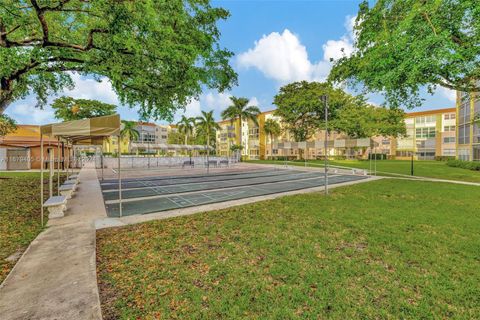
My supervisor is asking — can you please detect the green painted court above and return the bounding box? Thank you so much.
[100,169,369,217]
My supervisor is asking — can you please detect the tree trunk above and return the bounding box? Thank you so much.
[270,134,273,161]
[0,83,14,114]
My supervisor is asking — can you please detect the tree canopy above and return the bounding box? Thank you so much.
[0,0,237,120]
[51,96,116,121]
[332,104,406,138]
[0,114,16,136]
[273,81,406,140]
[329,0,480,109]
[273,81,360,141]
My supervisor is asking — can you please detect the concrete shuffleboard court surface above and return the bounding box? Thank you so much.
[102,169,369,217]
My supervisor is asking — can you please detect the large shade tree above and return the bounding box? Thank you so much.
[0,0,237,120]
[329,0,480,109]
[221,96,260,151]
[273,81,361,142]
[51,96,116,121]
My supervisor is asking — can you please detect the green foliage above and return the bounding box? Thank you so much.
[221,97,260,126]
[167,130,186,145]
[333,104,406,138]
[176,116,196,145]
[120,120,139,152]
[229,144,243,152]
[51,96,116,121]
[329,0,480,109]
[0,0,237,119]
[273,81,364,141]
[195,110,220,149]
[263,119,281,140]
[0,114,16,136]
[447,159,480,171]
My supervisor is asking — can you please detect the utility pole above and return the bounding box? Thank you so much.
[321,95,329,195]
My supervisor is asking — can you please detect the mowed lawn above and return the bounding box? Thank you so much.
[248,159,480,183]
[96,179,480,319]
[0,172,65,282]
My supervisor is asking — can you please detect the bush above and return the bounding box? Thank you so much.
[435,156,455,161]
[446,159,480,171]
[368,153,387,160]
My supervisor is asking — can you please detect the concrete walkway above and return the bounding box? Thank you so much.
[0,163,105,320]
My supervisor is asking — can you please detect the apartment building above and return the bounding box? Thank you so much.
[457,91,480,161]
[394,108,457,160]
[217,107,458,161]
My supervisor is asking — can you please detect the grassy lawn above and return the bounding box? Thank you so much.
[0,172,65,283]
[248,159,480,183]
[96,179,480,319]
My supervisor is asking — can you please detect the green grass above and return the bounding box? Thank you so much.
[96,179,480,319]
[0,173,65,283]
[247,159,480,183]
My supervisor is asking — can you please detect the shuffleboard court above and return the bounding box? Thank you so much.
[103,170,324,201]
[100,169,291,191]
[100,168,275,184]
[104,172,368,217]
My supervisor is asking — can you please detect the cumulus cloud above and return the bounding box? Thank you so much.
[62,73,119,105]
[237,15,357,84]
[6,102,56,125]
[237,29,329,82]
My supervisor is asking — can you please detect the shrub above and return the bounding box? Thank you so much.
[435,156,455,161]
[446,159,480,171]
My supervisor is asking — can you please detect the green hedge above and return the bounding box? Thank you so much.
[435,156,456,161]
[446,159,480,171]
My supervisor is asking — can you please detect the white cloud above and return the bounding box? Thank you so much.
[237,29,329,83]
[248,97,259,107]
[63,73,119,105]
[437,87,457,103]
[238,15,357,84]
[6,103,55,125]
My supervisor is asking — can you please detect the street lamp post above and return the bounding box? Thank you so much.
[320,95,329,195]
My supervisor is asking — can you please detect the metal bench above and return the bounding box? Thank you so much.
[182,160,194,169]
[43,196,67,218]
[206,160,218,168]
[219,160,229,167]
[59,184,75,199]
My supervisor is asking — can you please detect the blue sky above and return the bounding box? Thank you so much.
[6,0,456,125]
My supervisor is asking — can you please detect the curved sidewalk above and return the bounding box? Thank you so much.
[0,164,105,320]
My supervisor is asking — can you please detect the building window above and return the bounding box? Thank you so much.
[442,149,456,156]
[415,127,436,138]
[415,115,436,125]
[443,137,455,143]
[444,113,456,120]
[443,125,456,132]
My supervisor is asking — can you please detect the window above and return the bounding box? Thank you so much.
[444,113,456,120]
[415,115,436,125]
[443,125,455,132]
[442,149,456,156]
[415,127,436,138]
[248,127,259,139]
[443,137,455,143]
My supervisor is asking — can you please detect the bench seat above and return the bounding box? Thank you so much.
[63,179,78,190]
[59,184,75,199]
[43,196,67,218]
[68,174,79,180]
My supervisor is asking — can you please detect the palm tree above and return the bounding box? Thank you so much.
[195,110,220,160]
[176,115,195,146]
[120,120,140,153]
[221,97,261,156]
[263,119,281,160]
